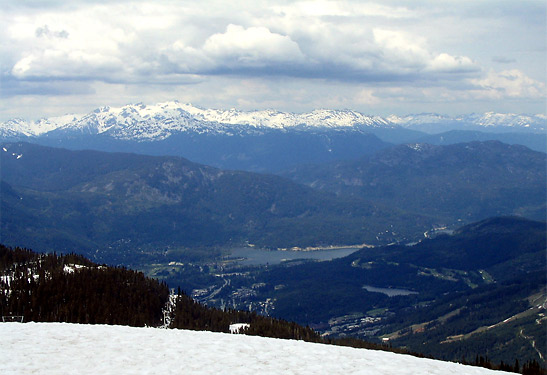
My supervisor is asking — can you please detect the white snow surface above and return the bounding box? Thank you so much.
[229,322,250,333]
[1,322,512,375]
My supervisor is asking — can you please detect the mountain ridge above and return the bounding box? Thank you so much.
[282,140,547,223]
[1,142,429,261]
[2,101,545,140]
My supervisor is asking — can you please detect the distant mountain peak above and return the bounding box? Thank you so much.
[1,102,545,141]
[390,112,546,133]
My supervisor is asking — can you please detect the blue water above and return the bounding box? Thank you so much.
[362,285,418,297]
[226,247,360,266]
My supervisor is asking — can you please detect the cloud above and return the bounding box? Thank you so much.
[427,53,477,73]
[272,1,418,19]
[355,88,380,106]
[469,69,546,99]
[372,28,430,70]
[0,0,545,119]
[204,25,303,61]
[4,2,481,84]
[492,56,517,64]
[11,50,122,80]
[371,29,479,76]
[35,25,69,39]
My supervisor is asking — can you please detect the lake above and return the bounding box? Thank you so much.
[225,246,361,266]
[362,285,418,297]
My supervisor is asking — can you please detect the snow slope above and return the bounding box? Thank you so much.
[0,322,512,375]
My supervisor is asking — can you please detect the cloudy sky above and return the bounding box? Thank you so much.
[1,0,545,121]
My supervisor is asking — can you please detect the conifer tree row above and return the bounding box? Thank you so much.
[169,288,321,342]
[0,245,169,326]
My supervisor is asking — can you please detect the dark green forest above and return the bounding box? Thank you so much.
[0,245,169,326]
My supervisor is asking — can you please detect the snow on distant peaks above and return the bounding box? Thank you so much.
[0,114,81,137]
[388,112,546,131]
[1,101,545,141]
[177,103,388,129]
[466,112,543,128]
[387,113,452,125]
[52,101,208,140]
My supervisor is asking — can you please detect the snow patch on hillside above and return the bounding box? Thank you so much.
[1,322,512,375]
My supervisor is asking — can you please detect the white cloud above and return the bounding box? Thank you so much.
[427,53,477,73]
[3,2,480,83]
[11,48,123,80]
[373,29,430,70]
[372,29,479,75]
[35,25,69,39]
[469,69,546,99]
[203,24,306,67]
[272,1,417,19]
[0,0,545,119]
[355,88,380,106]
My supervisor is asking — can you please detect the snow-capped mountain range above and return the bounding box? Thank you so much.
[388,112,547,133]
[0,102,392,141]
[1,101,545,141]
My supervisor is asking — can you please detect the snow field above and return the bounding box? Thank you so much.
[1,322,513,375]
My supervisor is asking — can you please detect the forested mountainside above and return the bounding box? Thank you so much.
[2,141,545,264]
[283,141,546,223]
[0,142,430,262]
[415,130,546,153]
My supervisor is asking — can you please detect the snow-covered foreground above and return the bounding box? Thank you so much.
[1,322,511,375]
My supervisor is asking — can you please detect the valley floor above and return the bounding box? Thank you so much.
[1,322,514,375]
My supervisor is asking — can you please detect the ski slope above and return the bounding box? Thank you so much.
[0,322,512,375]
